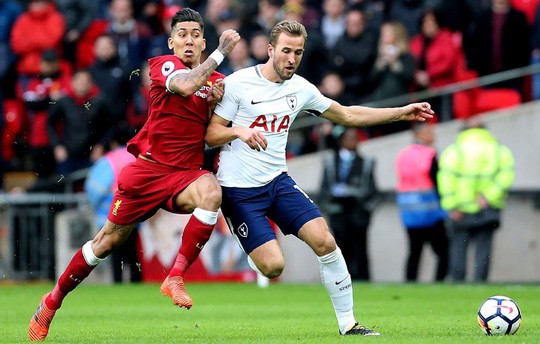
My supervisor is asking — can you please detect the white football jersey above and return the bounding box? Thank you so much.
[214,65,332,187]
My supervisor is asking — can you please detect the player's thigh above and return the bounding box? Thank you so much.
[173,172,221,212]
[270,174,322,237]
[297,217,337,256]
[221,187,276,255]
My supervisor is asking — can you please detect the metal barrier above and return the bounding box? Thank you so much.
[0,193,89,280]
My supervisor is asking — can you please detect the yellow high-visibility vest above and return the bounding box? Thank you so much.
[437,128,514,213]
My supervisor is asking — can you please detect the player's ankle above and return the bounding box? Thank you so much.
[44,296,61,311]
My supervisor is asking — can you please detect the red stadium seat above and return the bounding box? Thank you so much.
[452,65,521,118]
[452,69,480,119]
[512,0,540,24]
[474,88,522,114]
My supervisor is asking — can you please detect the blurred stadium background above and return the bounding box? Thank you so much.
[1,73,539,285]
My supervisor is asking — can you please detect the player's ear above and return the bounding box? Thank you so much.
[202,38,206,52]
[168,37,174,50]
[267,44,273,58]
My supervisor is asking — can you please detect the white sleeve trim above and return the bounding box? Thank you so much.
[166,69,190,92]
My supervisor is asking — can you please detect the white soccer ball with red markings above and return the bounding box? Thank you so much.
[477,295,522,335]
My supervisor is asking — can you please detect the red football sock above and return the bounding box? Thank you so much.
[169,215,214,277]
[45,248,96,310]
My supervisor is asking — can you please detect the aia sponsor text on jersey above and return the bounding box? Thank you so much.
[249,114,291,132]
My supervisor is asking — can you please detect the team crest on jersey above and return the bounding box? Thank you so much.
[161,61,174,76]
[286,94,297,110]
[112,200,122,216]
[237,223,248,238]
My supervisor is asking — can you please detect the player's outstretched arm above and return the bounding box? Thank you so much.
[206,114,268,151]
[320,101,434,127]
[169,29,240,96]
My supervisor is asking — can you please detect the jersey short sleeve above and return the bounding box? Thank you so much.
[148,56,190,92]
[214,74,241,121]
[302,81,332,115]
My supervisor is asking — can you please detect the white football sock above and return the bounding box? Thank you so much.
[82,241,106,266]
[318,247,356,334]
[192,208,219,225]
[247,255,270,287]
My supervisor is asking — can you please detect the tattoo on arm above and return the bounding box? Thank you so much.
[169,58,219,96]
[106,222,135,239]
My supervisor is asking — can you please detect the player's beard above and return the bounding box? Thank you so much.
[273,60,296,81]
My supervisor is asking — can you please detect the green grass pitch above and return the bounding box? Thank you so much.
[1,282,538,343]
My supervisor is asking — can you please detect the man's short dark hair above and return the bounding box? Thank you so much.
[171,8,204,33]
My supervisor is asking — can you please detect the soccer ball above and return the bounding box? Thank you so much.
[477,295,522,335]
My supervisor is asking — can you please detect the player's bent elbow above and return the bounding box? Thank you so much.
[204,134,220,148]
[205,126,230,148]
[176,86,199,97]
[170,79,199,97]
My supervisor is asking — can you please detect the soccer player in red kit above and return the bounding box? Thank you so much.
[28,8,240,341]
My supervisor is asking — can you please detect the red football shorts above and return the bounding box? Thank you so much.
[107,157,212,225]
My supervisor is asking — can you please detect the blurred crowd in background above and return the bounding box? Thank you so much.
[0,0,538,191]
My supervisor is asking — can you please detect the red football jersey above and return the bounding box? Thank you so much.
[127,55,224,170]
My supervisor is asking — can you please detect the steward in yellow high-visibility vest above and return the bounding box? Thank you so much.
[438,127,514,214]
[437,120,514,282]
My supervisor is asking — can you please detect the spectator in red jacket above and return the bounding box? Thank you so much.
[409,9,459,118]
[409,9,458,89]
[10,0,65,76]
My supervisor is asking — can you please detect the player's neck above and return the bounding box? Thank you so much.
[259,62,284,83]
[181,59,200,70]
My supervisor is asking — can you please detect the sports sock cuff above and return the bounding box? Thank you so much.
[82,241,105,266]
[193,208,219,225]
[317,247,341,264]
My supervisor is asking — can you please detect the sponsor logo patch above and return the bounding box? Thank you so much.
[161,61,174,76]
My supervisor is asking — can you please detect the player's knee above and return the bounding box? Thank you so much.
[199,181,222,209]
[258,258,285,279]
[311,233,337,256]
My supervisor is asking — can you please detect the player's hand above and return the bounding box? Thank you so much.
[398,102,434,122]
[217,29,241,56]
[449,210,464,221]
[207,78,224,108]
[477,195,489,208]
[235,126,267,151]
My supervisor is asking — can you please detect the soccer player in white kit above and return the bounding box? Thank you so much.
[205,20,434,336]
